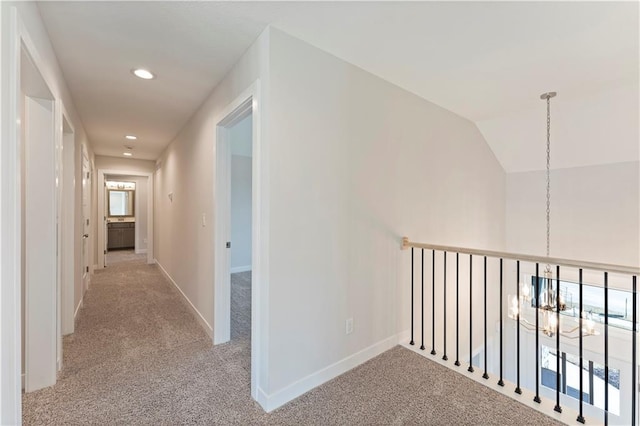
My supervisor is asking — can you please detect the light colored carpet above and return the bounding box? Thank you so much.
[231,271,251,342]
[22,258,561,425]
[106,249,146,265]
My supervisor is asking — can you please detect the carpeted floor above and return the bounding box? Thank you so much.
[22,258,561,425]
[106,249,146,265]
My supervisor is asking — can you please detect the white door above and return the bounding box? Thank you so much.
[82,149,91,291]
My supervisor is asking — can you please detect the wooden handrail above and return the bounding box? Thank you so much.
[401,237,640,276]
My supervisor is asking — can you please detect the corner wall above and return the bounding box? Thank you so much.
[262,28,506,405]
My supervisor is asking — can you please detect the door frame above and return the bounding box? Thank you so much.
[61,114,75,338]
[80,144,91,295]
[213,80,264,402]
[97,169,154,268]
[58,110,76,358]
[1,5,67,421]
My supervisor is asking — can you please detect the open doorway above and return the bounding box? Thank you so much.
[213,84,262,401]
[103,175,150,266]
[19,42,58,393]
[229,113,253,343]
[96,169,153,269]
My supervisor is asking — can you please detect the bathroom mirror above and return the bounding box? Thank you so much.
[108,189,135,217]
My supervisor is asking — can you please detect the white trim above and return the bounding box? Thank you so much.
[259,333,402,412]
[155,260,213,338]
[230,265,252,274]
[212,80,264,404]
[97,169,154,268]
[135,248,148,255]
[61,116,75,338]
[73,298,83,321]
[1,6,23,424]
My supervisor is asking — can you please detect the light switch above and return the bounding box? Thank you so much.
[202,213,206,227]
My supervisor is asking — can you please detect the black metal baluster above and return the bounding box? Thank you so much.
[515,260,522,394]
[410,248,414,346]
[443,251,448,361]
[604,271,608,426]
[468,254,474,373]
[534,263,541,404]
[431,249,436,355]
[498,258,504,387]
[554,265,562,413]
[577,268,585,424]
[420,249,425,351]
[562,352,567,394]
[632,276,637,426]
[589,361,594,405]
[483,256,489,379]
[455,253,460,367]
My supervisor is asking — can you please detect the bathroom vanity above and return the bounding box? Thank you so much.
[107,221,135,250]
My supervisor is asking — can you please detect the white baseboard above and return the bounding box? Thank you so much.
[135,248,148,255]
[230,265,252,274]
[155,260,213,338]
[258,332,402,412]
[74,298,83,321]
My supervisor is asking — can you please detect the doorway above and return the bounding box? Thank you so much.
[213,83,262,401]
[60,117,75,339]
[229,113,253,343]
[103,175,148,266]
[97,170,153,269]
[20,42,58,393]
[81,146,91,292]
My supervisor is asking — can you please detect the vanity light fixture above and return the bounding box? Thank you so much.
[123,152,133,157]
[125,135,137,140]
[131,68,155,80]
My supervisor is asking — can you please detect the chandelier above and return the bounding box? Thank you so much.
[507,92,597,339]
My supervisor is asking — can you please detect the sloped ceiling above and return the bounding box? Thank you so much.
[272,1,639,173]
[39,2,638,170]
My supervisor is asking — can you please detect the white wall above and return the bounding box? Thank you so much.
[95,155,156,174]
[263,29,505,402]
[230,114,252,272]
[506,161,640,267]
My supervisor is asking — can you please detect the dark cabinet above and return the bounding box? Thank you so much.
[107,222,135,249]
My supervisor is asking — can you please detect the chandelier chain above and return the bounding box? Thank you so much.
[545,96,551,272]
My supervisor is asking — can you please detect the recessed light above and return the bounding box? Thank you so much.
[125,135,137,140]
[123,152,133,157]
[132,68,155,80]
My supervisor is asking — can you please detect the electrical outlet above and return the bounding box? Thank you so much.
[346,318,354,335]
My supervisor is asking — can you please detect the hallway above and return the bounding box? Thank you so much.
[22,258,561,425]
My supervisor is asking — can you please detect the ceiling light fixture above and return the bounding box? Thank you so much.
[123,152,133,157]
[125,135,137,140]
[132,68,155,80]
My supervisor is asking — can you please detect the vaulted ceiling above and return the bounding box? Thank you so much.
[38,1,638,169]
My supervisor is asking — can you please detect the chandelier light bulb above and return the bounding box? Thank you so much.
[521,283,530,299]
